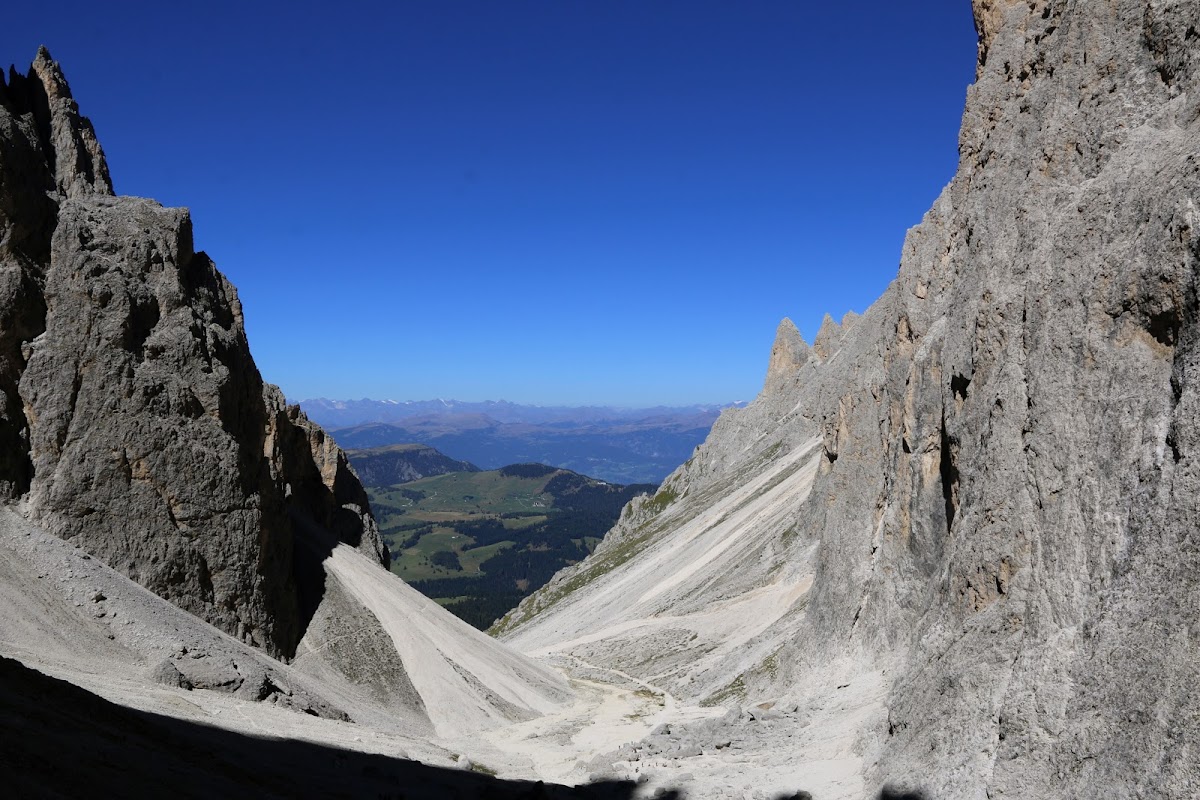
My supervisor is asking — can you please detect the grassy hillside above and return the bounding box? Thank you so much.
[346,443,479,487]
[365,464,655,629]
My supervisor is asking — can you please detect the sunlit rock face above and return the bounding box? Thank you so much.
[503,2,1200,796]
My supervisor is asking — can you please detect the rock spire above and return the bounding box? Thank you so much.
[763,317,809,390]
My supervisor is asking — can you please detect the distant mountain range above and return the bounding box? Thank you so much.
[302,399,744,484]
[300,397,740,428]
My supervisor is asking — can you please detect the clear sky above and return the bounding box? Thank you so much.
[2,2,977,406]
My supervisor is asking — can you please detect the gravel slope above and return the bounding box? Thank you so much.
[0,506,572,774]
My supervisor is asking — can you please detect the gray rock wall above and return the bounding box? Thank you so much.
[753,1,1200,792]
[0,49,385,658]
[507,2,1200,796]
[862,2,1200,794]
[0,46,110,500]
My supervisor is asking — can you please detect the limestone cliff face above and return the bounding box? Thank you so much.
[505,2,1200,796]
[851,2,1200,792]
[0,48,385,658]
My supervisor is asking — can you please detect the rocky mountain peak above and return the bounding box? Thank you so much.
[811,312,842,360]
[971,0,1033,76]
[763,317,809,390]
[502,2,1200,795]
[1,46,112,199]
[0,50,383,658]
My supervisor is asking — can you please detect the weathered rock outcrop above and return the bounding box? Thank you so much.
[505,2,1200,796]
[0,48,384,657]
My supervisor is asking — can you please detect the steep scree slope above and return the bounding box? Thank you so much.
[504,2,1200,797]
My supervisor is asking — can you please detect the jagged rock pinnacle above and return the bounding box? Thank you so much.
[811,313,841,360]
[29,46,113,197]
[763,317,809,389]
[0,46,112,199]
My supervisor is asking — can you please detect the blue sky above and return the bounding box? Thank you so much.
[3,2,977,406]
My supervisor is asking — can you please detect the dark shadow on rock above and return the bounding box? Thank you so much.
[879,787,929,800]
[0,655,664,799]
[269,397,392,653]
[290,510,332,638]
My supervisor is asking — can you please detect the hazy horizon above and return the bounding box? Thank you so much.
[298,396,745,409]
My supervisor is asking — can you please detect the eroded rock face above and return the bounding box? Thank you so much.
[507,2,1200,796]
[0,49,384,658]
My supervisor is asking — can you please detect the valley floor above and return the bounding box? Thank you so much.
[451,656,887,799]
[0,503,886,799]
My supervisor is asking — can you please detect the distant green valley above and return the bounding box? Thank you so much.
[357,454,655,629]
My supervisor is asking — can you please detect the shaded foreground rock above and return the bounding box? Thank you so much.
[0,655,659,800]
